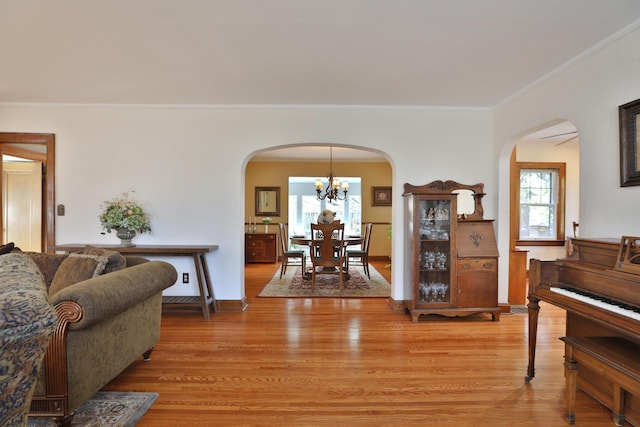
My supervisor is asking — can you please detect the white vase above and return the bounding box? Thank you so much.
[264,224,269,233]
[115,228,136,246]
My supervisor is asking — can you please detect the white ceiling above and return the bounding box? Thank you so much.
[2,0,640,108]
[519,120,579,146]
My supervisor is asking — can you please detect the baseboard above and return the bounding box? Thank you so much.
[216,297,248,312]
[499,303,512,314]
[162,297,248,314]
[387,297,406,313]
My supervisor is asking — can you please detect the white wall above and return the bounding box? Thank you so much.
[0,104,495,302]
[494,25,640,299]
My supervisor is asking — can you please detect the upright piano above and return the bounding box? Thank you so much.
[526,237,640,425]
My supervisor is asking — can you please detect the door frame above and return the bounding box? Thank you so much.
[0,132,55,252]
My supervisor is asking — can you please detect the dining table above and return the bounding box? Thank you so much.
[290,235,363,280]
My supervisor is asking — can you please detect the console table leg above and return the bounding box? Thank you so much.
[199,252,217,313]
[193,253,217,320]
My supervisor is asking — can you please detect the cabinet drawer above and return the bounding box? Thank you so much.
[247,246,268,257]
[246,234,275,242]
[247,240,267,250]
[457,258,497,272]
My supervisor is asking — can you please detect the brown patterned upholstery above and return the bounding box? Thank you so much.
[0,253,57,427]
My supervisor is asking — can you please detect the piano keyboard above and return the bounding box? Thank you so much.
[550,287,640,321]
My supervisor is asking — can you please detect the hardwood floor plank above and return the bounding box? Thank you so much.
[102,261,616,426]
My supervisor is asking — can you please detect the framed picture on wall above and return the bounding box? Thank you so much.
[372,186,392,206]
[619,98,640,186]
[255,187,280,216]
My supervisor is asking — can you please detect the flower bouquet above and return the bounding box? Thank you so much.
[100,192,151,245]
[262,217,272,233]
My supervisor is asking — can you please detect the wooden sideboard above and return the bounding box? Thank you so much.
[245,233,278,263]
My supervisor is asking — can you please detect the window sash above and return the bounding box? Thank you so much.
[516,163,566,245]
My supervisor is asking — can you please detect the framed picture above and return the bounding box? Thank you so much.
[619,98,640,186]
[255,186,280,216]
[372,186,392,206]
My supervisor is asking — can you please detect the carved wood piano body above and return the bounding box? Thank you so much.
[527,237,640,426]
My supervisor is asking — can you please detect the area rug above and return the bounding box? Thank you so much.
[258,264,391,298]
[27,391,158,427]
[510,305,528,314]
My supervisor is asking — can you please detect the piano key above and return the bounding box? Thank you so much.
[550,287,640,321]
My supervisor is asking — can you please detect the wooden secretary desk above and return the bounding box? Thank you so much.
[403,180,500,322]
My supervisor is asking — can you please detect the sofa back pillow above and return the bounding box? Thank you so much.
[48,254,108,297]
[0,242,15,255]
[77,246,126,274]
[23,253,69,289]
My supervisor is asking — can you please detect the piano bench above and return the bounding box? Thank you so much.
[561,336,640,426]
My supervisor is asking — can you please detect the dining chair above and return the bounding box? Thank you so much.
[278,223,306,278]
[346,222,373,278]
[308,222,348,291]
[311,219,341,256]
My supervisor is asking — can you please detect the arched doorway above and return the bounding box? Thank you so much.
[243,143,394,303]
[507,121,580,305]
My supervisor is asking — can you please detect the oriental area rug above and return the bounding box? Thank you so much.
[27,392,158,427]
[258,265,391,298]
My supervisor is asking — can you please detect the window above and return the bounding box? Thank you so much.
[516,162,566,246]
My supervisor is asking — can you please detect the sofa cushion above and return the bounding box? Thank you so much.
[77,246,127,274]
[26,253,69,289]
[49,254,108,297]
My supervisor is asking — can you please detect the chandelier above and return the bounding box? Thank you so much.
[315,146,349,201]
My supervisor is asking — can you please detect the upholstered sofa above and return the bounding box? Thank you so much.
[22,248,177,426]
[0,253,58,427]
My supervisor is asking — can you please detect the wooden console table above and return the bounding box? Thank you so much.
[50,244,219,321]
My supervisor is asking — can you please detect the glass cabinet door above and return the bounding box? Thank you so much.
[416,197,453,307]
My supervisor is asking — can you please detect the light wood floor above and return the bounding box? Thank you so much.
[103,261,617,426]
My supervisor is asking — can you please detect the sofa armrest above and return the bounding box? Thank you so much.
[49,261,177,330]
[31,300,83,416]
[124,255,150,267]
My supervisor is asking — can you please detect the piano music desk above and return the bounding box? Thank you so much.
[561,336,640,426]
